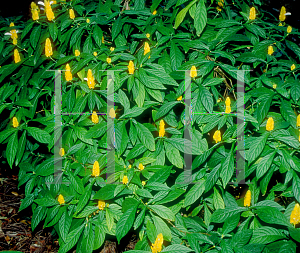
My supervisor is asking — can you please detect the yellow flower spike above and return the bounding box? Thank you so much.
[278,23,283,26]
[290,203,300,226]
[138,163,144,171]
[86,18,90,23]
[297,114,300,127]
[98,200,105,210]
[110,47,115,51]
[44,0,55,21]
[69,9,75,19]
[216,7,222,12]
[225,105,231,114]
[12,38,17,45]
[128,165,132,169]
[291,64,296,71]
[31,2,40,21]
[249,7,256,20]
[218,0,224,7]
[65,63,72,81]
[287,26,292,33]
[128,60,135,74]
[152,10,157,15]
[58,194,65,205]
[213,130,221,143]
[92,161,100,177]
[107,57,111,64]
[273,84,277,89]
[225,97,231,113]
[266,117,274,131]
[59,148,65,157]
[87,69,95,89]
[109,108,116,119]
[9,22,14,27]
[45,38,53,57]
[268,45,274,56]
[10,23,18,40]
[144,42,150,55]
[92,111,99,124]
[12,117,19,128]
[14,49,21,63]
[122,175,128,185]
[102,36,104,43]
[177,95,182,101]
[151,233,163,253]
[142,181,146,186]
[190,65,197,78]
[75,49,80,56]
[244,190,251,207]
[146,33,150,38]
[159,120,165,137]
[93,52,97,56]
[279,6,286,22]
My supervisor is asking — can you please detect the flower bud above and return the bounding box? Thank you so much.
[107,57,111,64]
[138,163,144,171]
[128,60,135,74]
[159,120,165,137]
[65,63,72,81]
[122,175,128,184]
[287,26,292,33]
[92,161,100,177]
[290,203,300,225]
[14,49,21,63]
[45,0,55,21]
[98,200,105,210]
[92,111,99,124]
[249,7,256,20]
[190,66,197,78]
[45,38,53,57]
[87,69,95,89]
[109,108,116,119]
[12,117,19,127]
[213,130,221,143]
[268,45,274,55]
[244,190,251,207]
[75,49,80,56]
[279,6,286,22]
[59,148,65,157]
[58,194,65,205]
[266,117,274,131]
[291,64,296,71]
[69,9,75,19]
[144,42,150,55]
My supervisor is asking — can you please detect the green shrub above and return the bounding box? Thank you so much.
[0,0,300,252]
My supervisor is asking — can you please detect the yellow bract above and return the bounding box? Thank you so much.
[122,175,128,184]
[190,65,197,78]
[92,111,99,124]
[107,57,111,64]
[86,18,90,23]
[65,63,72,81]
[139,163,144,171]
[110,47,115,51]
[93,52,97,56]
[159,120,165,137]
[109,108,116,118]
[45,38,53,57]
[268,45,274,55]
[75,49,80,56]
[177,95,182,101]
[151,233,163,253]
[297,115,300,127]
[225,97,231,113]
[59,148,65,157]
[98,200,105,210]
[273,84,277,89]
[13,38,17,45]
[244,190,251,207]
[92,161,100,177]
[87,69,95,89]
[278,23,283,26]
[12,117,19,128]
[69,9,75,19]
[266,117,274,131]
[249,7,256,20]
[287,26,292,33]
[213,130,221,143]
[279,6,286,22]
[58,194,65,205]
[144,42,150,55]
[290,203,300,225]
[146,33,150,38]
[291,64,296,71]
[152,10,157,15]
[45,0,55,21]
[31,2,39,21]
[128,164,132,169]
[102,36,104,43]
[10,23,18,40]
[14,49,21,63]
[128,60,135,74]
[142,181,146,186]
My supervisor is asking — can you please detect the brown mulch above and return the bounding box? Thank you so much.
[0,166,138,253]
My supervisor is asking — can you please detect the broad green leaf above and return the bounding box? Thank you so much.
[58,224,84,253]
[6,131,18,168]
[26,127,50,144]
[194,0,207,36]
[184,179,205,207]
[148,205,175,221]
[174,0,197,29]
[136,122,155,151]
[211,206,247,223]
[254,207,289,227]
[246,132,269,164]
[250,227,286,244]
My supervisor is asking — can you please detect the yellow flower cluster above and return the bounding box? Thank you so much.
[92,161,100,177]
[10,23,18,45]
[92,111,99,124]
[159,120,165,137]
[65,64,72,81]
[279,6,286,22]
[59,148,65,156]
[290,203,300,226]
[58,194,65,205]
[225,97,231,113]
[14,49,21,63]
[216,0,224,12]
[107,57,111,64]
[69,9,75,19]
[98,200,105,210]
[190,66,197,78]
[139,163,144,171]
[128,60,135,74]
[287,26,292,33]
[144,42,150,57]
[152,10,157,15]
[45,38,53,57]
[213,130,221,143]
[244,190,251,207]
[12,117,19,127]
[249,7,256,20]
[122,175,128,184]
[266,117,274,131]
[291,64,296,71]
[151,233,163,253]
[268,45,274,55]
[87,69,95,89]
[75,49,80,56]
[31,2,39,21]
[109,108,116,119]
[45,0,55,21]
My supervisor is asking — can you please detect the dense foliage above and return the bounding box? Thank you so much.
[0,0,300,252]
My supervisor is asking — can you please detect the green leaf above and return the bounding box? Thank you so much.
[184,179,205,207]
[152,215,172,242]
[59,211,72,242]
[220,148,234,188]
[288,227,300,243]
[198,86,213,113]
[254,207,289,227]
[246,132,269,164]
[213,187,225,210]
[49,23,58,41]
[26,127,50,144]
[74,206,99,218]
[170,41,183,71]
[150,0,163,12]
[280,100,297,129]
[211,206,247,223]
[19,193,34,211]
[58,224,84,253]
[106,208,114,231]
[155,101,180,120]
[205,165,221,192]
[31,206,46,231]
[148,166,172,184]
[75,183,92,214]
[92,25,103,48]
[256,94,273,125]
[164,142,183,168]
[161,244,193,253]
[93,225,105,250]
[116,202,139,243]
[112,16,123,41]
[30,25,41,49]
[292,174,300,203]
[93,184,117,200]
[194,0,207,36]
[138,69,166,90]
[0,128,17,144]
[126,143,148,160]
[174,0,197,29]
[35,157,63,176]
[6,131,18,169]
[148,205,175,221]
[136,122,155,151]
[250,227,286,244]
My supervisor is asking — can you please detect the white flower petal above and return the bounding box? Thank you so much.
[50,1,54,4]
[285,12,291,16]
[4,32,12,36]
[38,1,45,6]
[84,78,88,80]
[40,7,44,10]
